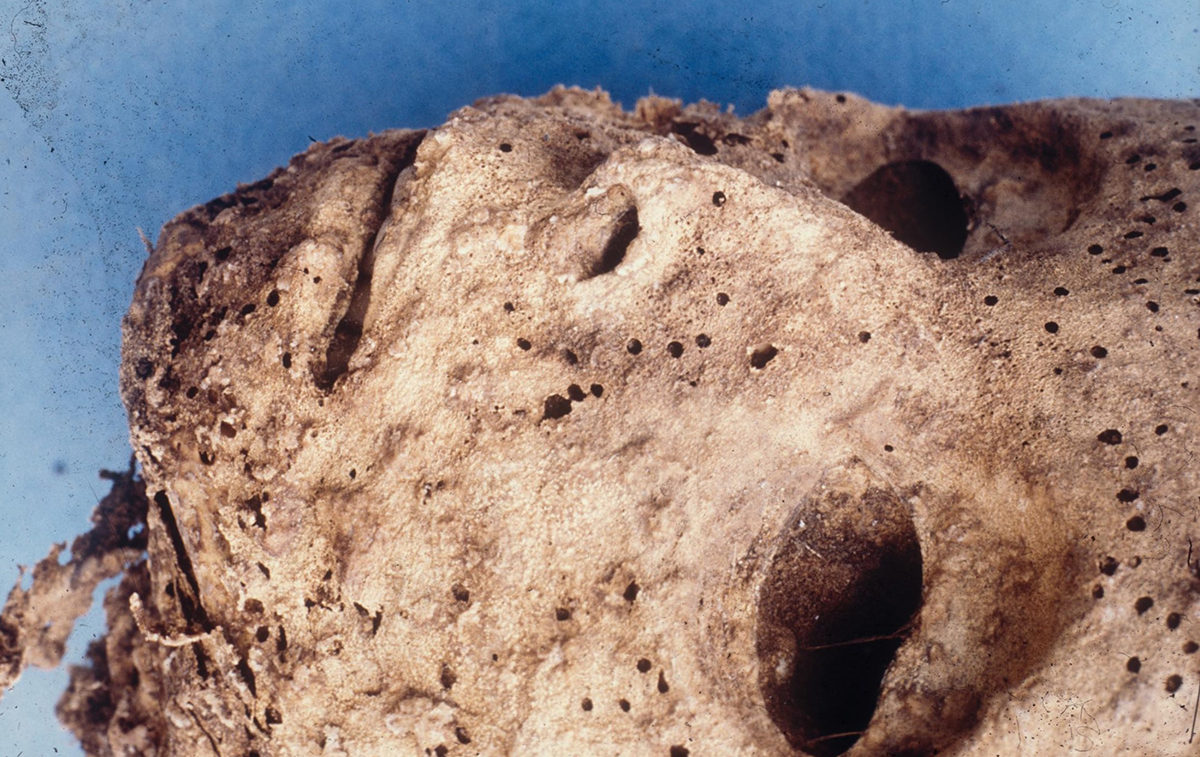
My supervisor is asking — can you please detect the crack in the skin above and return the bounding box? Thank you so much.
[590,205,640,278]
[153,490,211,632]
[318,132,426,391]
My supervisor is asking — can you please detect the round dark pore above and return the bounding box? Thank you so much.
[842,160,970,260]
[757,478,923,756]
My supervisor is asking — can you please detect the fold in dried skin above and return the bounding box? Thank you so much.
[23,86,1200,755]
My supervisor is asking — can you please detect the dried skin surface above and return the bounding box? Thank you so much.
[64,87,1200,754]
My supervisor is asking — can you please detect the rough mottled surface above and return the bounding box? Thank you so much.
[0,465,146,732]
[10,86,1199,755]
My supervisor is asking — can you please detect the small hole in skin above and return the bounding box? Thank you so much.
[712,191,726,207]
[542,394,572,421]
[716,292,730,306]
[1126,656,1141,673]
[637,658,652,673]
[619,699,631,712]
[750,345,778,369]
[667,341,684,358]
[627,339,643,355]
[581,698,593,711]
[499,143,512,152]
[1166,674,1183,693]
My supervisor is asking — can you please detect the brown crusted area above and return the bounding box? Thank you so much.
[57,561,164,756]
[7,86,1194,755]
[0,463,147,709]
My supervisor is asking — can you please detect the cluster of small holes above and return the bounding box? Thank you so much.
[1081,166,1200,685]
[579,652,674,729]
[541,382,604,421]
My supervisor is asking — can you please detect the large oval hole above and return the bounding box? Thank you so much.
[757,467,923,756]
[842,160,969,260]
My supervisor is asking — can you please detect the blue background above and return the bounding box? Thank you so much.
[1,1,1196,753]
